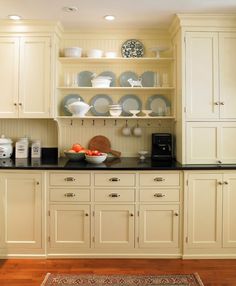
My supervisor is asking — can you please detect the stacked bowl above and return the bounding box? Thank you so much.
[109,104,122,117]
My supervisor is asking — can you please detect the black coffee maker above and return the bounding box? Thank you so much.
[151,133,173,161]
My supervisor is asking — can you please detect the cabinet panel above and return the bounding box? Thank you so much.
[185,32,219,120]
[49,204,90,248]
[0,173,42,249]
[94,204,134,249]
[139,205,179,248]
[186,173,222,248]
[0,37,19,117]
[223,174,236,248]
[220,123,236,163]
[219,33,236,119]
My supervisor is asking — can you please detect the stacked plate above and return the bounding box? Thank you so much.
[108,104,122,117]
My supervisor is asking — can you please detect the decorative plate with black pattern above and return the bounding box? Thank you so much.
[121,39,144,58]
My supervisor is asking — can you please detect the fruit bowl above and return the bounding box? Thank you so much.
[85,153,107,164]
[64,150,85,161]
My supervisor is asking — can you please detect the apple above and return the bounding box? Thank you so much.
[78,149,86,153]
[68,149,76,153]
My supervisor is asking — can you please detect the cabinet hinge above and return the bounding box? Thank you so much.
[92,236,95,243]
[92,211,95,216]
[48,210,50,216]
[186,180,188,186]
[185,237,188,243]
[184,107,187,113]
[48,236,50,243]
[137,237,139,243]
[137,211,140,216]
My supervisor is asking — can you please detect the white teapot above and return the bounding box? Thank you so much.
[65,99,92,117]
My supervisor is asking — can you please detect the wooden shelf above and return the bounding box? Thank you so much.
[58,57,174,64]
[58,86,175,91]
[56,116,175,120]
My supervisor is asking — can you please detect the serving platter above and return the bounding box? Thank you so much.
[118,94,142,116]
[90,94,113,116]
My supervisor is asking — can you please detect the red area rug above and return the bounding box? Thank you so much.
[41,273,204,286]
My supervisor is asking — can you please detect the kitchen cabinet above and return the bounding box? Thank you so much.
[184,171,236,257]
[186,122,236,164]
[0,36,53,118]
[57,57,175,119]
[0,172,44,255]
[185,31,236,121]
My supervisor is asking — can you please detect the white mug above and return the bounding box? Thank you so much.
[133,126,142,137]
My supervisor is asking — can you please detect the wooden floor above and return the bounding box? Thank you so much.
[0,258,236,286]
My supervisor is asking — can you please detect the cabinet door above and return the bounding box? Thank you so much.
[139,205,179,248]
[223,174,236,248]
[186,122,220,164]
[219,33,236,119]
[19,37,51,118]
[185,32,219,120]
[0,173,42,249]
[49,205,90,249]
[0,37,19,118]
[220,122,236,163]
[186,173,222,249]
[94,204,134,249]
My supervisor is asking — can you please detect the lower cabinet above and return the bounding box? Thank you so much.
[184,171,236,258]
[0,172,44,256]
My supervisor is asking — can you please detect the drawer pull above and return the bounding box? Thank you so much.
[109,193,120,198]
[64,192,76,197]
[154,177,165,182]
[154,193,165,198]
[109,177,120,182]
[64,177,76,182]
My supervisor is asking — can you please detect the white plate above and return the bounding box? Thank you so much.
[118,94,142,116]
[141,71,159,87]
[90,94,113,116]
[119,71,138,87]
[61,94,84,116]
[146,95,170,116]
[77,71,93,87]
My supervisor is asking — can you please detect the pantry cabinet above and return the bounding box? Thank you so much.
[0,35,53,118]
[185,31,236,121]
[0,172,44,254]
[184,171,236,257]
[186,121,236,164]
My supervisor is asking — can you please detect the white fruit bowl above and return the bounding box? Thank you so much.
[64,151,85,161]
[85,153,107,164]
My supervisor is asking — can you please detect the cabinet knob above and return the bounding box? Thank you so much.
[109,177,120,182]
[218,181,223,185]
[217,160,222,164]
[14,103,17,106]
[85,213,89,216]
[36,181,40,185]
[214,102,219,105]
[154,177,165,182]
[19,102,22,106]
[224,181,229,185]
[64,192,76,197]
[154,193,165,198]
[109,193,120,198]
[220,102,225,105]
[130,213,134,217]
[64,177,76,182]
[174,212,179,216]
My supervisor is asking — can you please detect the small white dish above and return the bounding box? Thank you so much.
[150,46,169,58]
[138,151,148,161]
[142,110,152,117]
[129,110,140,117]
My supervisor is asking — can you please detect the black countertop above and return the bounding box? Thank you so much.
[1,156,236,170]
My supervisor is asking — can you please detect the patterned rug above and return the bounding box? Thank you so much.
[41,273,204,286]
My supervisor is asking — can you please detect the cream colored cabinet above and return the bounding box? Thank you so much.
[0,36,52,118]
[49,204,90,249]
[138,171,181,251]
[185,31,236,120]
[139,204,179,248]
[186,122,236,164]
[185,172,236,255]
[94,204,135,249]
[0,172,43,253]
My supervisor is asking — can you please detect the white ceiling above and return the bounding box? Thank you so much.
[0,0,236,29]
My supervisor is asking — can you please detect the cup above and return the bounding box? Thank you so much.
[133,126,142,137]
[122,121,131,136]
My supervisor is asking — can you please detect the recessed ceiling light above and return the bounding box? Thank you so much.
[62,6,79,13]
[8,15,22,20]
[104,15,115,21]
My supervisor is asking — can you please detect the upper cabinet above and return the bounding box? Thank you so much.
[185,31,236,121]
[0,22,61,118]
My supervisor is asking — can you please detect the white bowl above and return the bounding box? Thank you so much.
[91,78,111,88]
[85,153,107,164]
[109,109,122,116]
[64,47,82,58]
[87,49,103,58]
[105,51,117,58]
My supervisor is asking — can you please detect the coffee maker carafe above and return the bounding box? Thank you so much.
[151,133,172,161]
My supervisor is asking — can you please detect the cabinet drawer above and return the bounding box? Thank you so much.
[94,188,135,202]
[140,188,180,202]
[139,173,180,187]
[50,188,90,202]
[94,173,135,187]
[49,172,90,186]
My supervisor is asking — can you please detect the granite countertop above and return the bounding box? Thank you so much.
[1,156,236,170]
